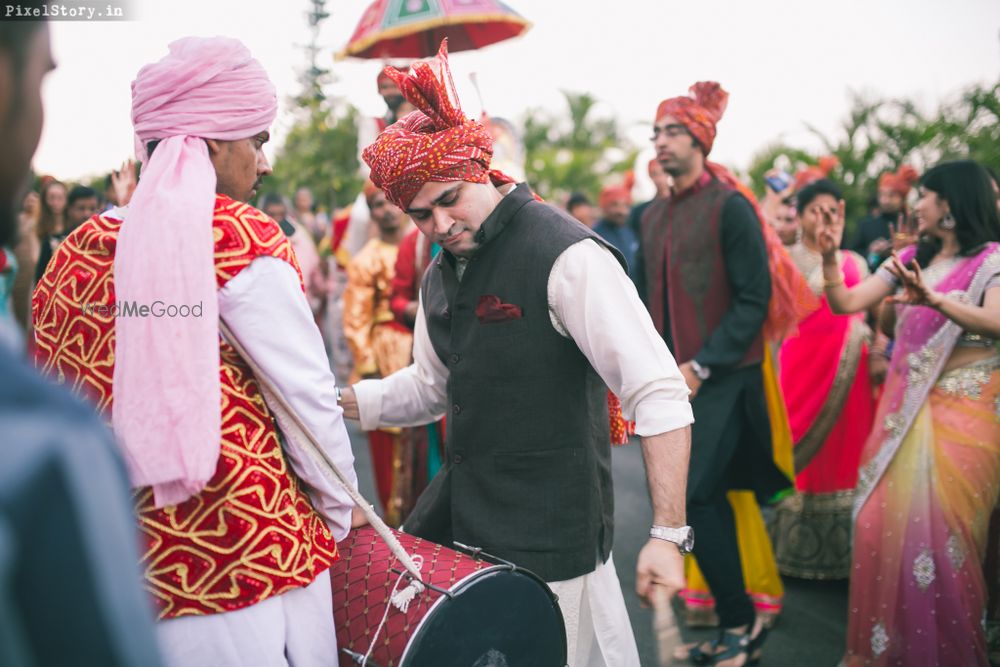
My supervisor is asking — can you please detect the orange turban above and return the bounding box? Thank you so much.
[793,155,839,191]
[362,40,513,210]
[654,82,729,155]
[879,165,919,196]
[599,171,635,209]
[362,179,380,205]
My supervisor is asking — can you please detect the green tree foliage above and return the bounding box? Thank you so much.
[267,0,362,213]
[521,91,638,204]
[270,105,361,212]
[746,79,999,238]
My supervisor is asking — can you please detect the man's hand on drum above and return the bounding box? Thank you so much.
[635,538,686,608]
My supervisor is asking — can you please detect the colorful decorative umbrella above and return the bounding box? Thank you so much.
[338,0,531,60]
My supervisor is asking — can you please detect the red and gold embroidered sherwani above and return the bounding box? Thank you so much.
[342,236,414,526]
[32,195,338,619]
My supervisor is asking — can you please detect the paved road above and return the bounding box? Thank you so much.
[346,421,848,665]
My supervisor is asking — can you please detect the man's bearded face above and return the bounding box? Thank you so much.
[602,198,630,226]
[653,114,700,179]
[877,188,904,215]
[378,79,405,113]
[209,131,272,204]
[368,190,403,234]
[405,180,498,258]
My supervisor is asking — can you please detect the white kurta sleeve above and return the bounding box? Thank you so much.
[353,295,449,430]
[218,255,358,540]
[548,239,694,437]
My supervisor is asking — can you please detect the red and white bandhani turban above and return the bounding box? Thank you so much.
[654,81,729,156]
[362,39,513,210]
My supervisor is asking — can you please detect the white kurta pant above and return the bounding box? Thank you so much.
[156,570,335,667]
[547,553,641,667]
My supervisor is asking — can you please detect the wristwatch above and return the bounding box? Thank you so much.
[689,359,711,381]
[650,525,695,555]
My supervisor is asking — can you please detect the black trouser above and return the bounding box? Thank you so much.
[687,388,757,629]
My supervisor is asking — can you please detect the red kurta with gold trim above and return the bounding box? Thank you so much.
[32,195,338,619]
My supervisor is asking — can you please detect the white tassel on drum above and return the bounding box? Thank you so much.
[364,554,425,665]
[390,573,424,613]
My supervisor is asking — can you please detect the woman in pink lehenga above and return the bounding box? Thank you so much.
[771,179,878,580]
[818,160,1000,666]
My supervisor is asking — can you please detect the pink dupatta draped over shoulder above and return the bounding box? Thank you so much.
[112,37,277,508]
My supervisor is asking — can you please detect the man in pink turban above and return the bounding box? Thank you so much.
[636,82,813,664]
[33,36,361,666]
[341,40,695,666]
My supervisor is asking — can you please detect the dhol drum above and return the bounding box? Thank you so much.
[331,526,566,666]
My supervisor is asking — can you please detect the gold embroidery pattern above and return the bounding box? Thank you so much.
[907,348,936,388]
[871,621,889,657]
[856,460,879,502]
[883,412,905,437]
[936,362,996,400]
[32,198,335,620]
[770,490,854,579]
[913,549,936,591]
[947,534,967,571]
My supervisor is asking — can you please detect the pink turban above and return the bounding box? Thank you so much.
[113,36,277,508]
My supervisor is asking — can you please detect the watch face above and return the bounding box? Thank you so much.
[683,528,695,551]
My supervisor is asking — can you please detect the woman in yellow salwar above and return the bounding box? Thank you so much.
[819,161,1000,666]
[679,345,792,629]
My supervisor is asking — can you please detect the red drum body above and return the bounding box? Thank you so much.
[331,526,566,666]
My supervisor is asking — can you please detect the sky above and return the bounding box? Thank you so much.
[35,0,1000,197]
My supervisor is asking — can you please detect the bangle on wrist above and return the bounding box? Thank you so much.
[823,273,846,289]
[335,386,343,404]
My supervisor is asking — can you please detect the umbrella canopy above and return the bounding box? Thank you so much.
[338,0,531,60]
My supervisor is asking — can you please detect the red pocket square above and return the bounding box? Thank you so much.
[476,295,523,324]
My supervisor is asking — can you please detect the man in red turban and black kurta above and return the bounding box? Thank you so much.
[636,82,810,665]
[338,40,696,666]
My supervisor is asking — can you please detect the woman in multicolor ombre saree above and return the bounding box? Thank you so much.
[819,160,1000,666]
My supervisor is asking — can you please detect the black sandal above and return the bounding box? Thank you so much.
[709,628,751,666]
[674,640,715,665]
[711,618,770,666]
[678,617,769,666]
[747,623,770,666]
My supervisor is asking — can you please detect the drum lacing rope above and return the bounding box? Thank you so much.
[219,321,428,595]
[363,553,425,666]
